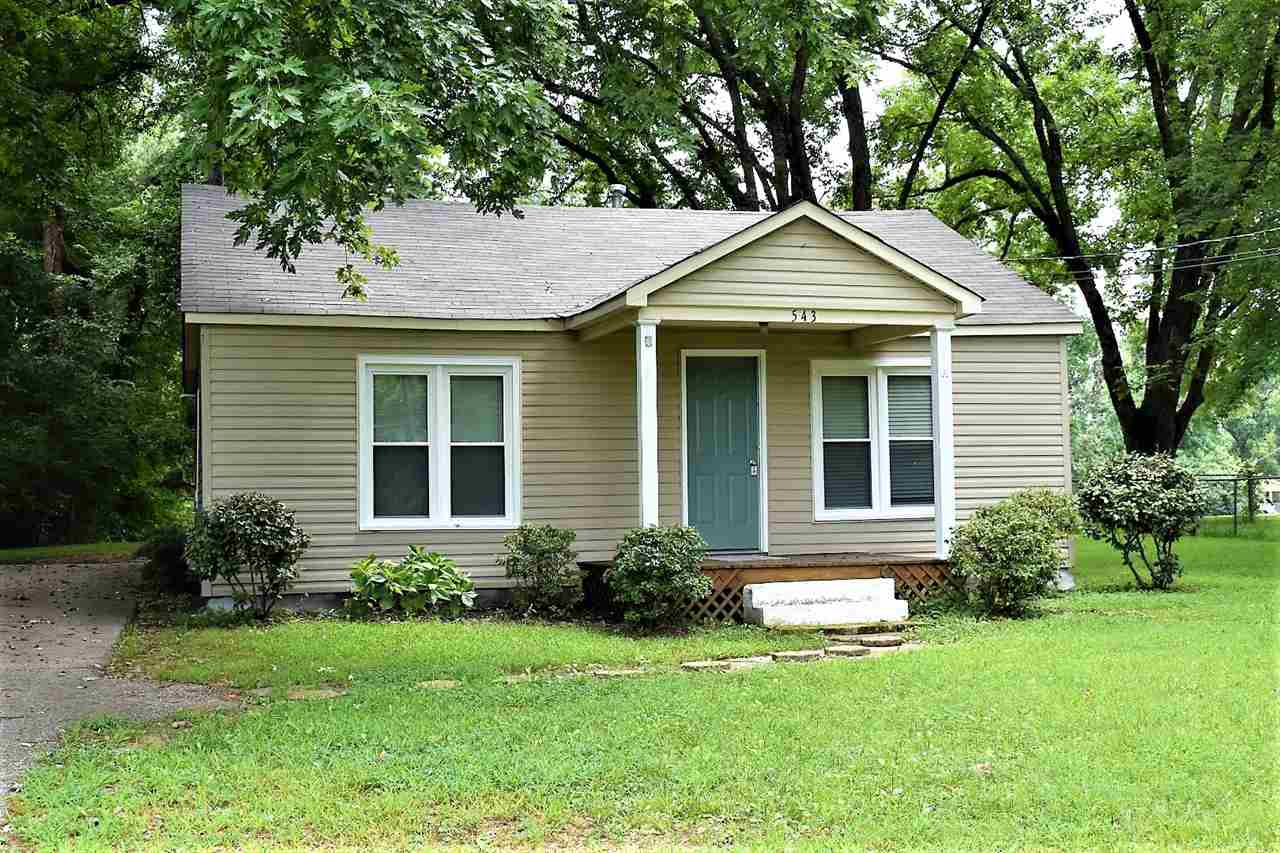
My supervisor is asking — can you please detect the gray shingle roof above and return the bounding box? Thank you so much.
[180,183,1078,326]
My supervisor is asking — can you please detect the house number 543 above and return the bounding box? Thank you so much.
[791,308,817,323]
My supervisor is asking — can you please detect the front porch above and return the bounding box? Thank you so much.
[566,204,974,566]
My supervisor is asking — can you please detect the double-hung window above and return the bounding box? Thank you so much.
[359,355,520,529]
[812,361,936,520]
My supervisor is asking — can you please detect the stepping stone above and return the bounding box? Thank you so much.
[246,687,273,698]
[286,687,345,701]
[681,660,732,672]
[592,668,646,678]
[824,622,910,637]
[851,633,904,648]
[864,641,925,658]
[417,679,461,689]
[771,649,825,663]
[501,674,537,685]
[825,644,871,658]
[725,655,773,671]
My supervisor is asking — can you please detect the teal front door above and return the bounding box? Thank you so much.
[685,356,761,551]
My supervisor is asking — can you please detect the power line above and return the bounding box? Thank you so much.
[1041,246,1280,283]
[1005,224,1280,263]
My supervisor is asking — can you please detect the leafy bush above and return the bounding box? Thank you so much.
[1077,452,1210,590]
[498,524,580,615]
[185,492,310,618]
[605,526,711,627]
[347,546,477,618]
[136,523,199,595]
[948,489,1080,616]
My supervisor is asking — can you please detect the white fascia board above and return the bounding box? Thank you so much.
[184,312,564,332]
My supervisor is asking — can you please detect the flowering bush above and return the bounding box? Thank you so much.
[1077,453,1210,589]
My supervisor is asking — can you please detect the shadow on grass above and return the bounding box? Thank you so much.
[1077,581,1204,595]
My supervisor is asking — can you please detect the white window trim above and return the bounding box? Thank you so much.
[810,357,937,522]
[357,354,522,531]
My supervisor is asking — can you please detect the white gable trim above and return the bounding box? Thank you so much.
[612,201,985,316]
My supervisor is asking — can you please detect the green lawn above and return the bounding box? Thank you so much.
[8,536,1278,850]
[1196,513,1280,541]
[0,541,140,564]
[112,619,828,688]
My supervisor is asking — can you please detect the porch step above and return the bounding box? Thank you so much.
[742,579,909,628]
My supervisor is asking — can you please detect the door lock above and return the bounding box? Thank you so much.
[749,459,759,477]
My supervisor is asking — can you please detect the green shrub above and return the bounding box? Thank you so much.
[1077,452,1210,590]
[498,524,580,615]
[347,546,477,618]
[606,525,711,627]
[136,523,199,595]
[948,489,1080,616]
[185,492,310,618]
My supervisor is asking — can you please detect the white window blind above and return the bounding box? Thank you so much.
[821,375,872,509]
[886,375,934,506]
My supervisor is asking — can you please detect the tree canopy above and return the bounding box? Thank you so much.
[880,0,1280,454]
[2,0,1278,545]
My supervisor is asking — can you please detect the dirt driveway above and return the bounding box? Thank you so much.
[0,560,227,820]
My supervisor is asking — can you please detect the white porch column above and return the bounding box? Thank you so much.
[635,319,660,527]
[930,327,956,557]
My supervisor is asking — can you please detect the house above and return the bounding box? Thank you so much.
[180,184,1081,604]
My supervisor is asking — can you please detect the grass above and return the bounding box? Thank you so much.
[1196,513,1280,541]
[111,619,828,688]
[0,541,140,564]
[8,536,1278,851]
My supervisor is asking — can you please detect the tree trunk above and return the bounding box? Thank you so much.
[42,204,66,274]
[837,77,873,210]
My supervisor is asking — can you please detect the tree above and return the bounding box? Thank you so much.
[0,0,163,270]
[880,0,1280,456]
[0,2,191,545]
[480,0,1003,212]
[0,128,193,545]
[169,0,570,297]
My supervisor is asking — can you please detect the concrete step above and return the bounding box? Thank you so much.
[742,579,909,627]
[744,578,898,608]
[743,600,909,628]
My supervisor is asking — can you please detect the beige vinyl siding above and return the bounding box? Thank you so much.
[202,325,638,593]
[200,323,1071,594]
[858,334,1069,523]
[648,219,957,315]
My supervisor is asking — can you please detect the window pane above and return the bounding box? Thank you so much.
[451,376,503,443]
[373,446,430,516]
[890,440,934,505]
[887,375,932,437]
[451,446,505,516]
[373,374,428,443]
[823,441,871,509]
[822,376,869,440]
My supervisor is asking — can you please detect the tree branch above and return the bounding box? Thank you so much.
[898,2,994,208]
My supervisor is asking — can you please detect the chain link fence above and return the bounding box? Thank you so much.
[1195,475,1274,536]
